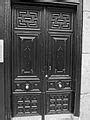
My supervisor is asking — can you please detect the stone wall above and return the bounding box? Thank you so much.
[80,0,90,120]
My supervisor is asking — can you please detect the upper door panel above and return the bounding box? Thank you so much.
[47,7,73,32]
[13,5,42,30]
[48,33,72,77]
[13,33,42,78]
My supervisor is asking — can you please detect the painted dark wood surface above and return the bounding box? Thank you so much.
[11,3,76,118]
[12,0,80,4]
[0,0,82,120]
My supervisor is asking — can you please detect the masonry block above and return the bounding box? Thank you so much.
[45,114,73,120]
[83,12,90,33]
[83,0,90,11]
[82,32,90,53]
[11,116,42,120]
[80,94,90,120]
[81,54,90,94]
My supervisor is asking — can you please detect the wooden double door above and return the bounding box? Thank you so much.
[12,3,75,118]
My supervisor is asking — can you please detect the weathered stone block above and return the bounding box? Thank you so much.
[80,94,90,120]
[83,0,90,11]
[45,114,73,120]
[83,12,90,33]
[81,54,90,94]
[11,116,42,120]
[82,32,90,53]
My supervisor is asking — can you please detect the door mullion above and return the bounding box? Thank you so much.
[41,6,47,120]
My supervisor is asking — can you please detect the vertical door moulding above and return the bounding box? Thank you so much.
[0,40,4,63]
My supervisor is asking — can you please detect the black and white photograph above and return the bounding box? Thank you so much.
[0,0,85,120]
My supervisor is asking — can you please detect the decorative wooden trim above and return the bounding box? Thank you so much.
[73,0,83,117]
[12,0,80,4]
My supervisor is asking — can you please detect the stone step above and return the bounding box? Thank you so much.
[12,114,79,120]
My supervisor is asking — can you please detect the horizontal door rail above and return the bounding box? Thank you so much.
[12,0,80,4]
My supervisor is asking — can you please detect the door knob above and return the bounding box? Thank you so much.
[25,84,29,90]
[45,74,48,78]
[58,82,62,88]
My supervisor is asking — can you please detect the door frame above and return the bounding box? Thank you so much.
[4,0,83,120]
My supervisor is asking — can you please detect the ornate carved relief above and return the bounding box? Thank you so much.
[14,33,40,77]
[14,81,40,92]
[13,94,40,115]
[55,38,66,74]
[47,80,71,91]
[49,34,71,75]
[16,9,41,29]
[47,93,71,114]
[21,36,36,75]
[49,11,72,31]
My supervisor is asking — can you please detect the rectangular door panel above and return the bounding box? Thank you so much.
[21,35,37,75]
[12,93,42,117]
[47,33,72,78]
[13,33,41,80]
[13,81,41,92]
[13,5,42,30]
[47,7,73,32]
[47,79,72,91]
[46,92,72,114]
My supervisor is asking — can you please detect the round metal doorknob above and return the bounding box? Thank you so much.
[25,84,29,90]
[45,74,48,78]
[58,82,62,88]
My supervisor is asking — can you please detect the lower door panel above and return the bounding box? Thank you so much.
[12,93,42,117]
[46,92,72,114]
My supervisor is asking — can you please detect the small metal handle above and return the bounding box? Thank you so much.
[49,66,51,71]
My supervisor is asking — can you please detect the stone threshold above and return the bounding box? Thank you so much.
[12,114,79,120]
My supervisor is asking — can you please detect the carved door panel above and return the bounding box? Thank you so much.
[12,4,74,118]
